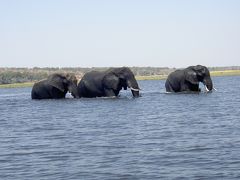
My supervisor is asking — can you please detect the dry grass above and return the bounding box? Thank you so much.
[136,70,240,80]
[136,75,167,80]
[0,82,34,88]
[210,70,240,76]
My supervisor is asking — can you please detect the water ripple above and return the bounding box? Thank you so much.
[0,76,240,179]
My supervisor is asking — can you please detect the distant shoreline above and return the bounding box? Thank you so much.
[0,70,239,89]
[136,70,240,80]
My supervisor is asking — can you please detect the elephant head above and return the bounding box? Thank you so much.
[185,65,213,92]
[48,73,79,98]
[104,67,140,97]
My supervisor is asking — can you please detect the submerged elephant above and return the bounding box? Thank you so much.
[165,65,214,93]
[77,67,140,98]
[31,73,79,99]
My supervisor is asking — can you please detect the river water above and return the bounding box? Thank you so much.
[0,76,240,179]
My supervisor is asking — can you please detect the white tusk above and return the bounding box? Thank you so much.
[213,87,217,91]
[205,85,210,92]
[130,87,140,91]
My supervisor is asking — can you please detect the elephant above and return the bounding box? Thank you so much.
[31,73,79,99]
[165,65,214,93]
[77,67,140,98]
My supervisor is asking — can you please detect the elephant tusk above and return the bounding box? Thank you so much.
[213,87,217,91]
[130,87,140,91]
[205,85,210,92]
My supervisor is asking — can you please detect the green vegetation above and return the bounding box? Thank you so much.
[136,75,167,80]
[136,70,240,80]
[210,70,240,77]
[0,70,48,84]
[0,67,240,88]
[0,82,34,88]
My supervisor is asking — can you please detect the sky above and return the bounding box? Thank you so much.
[0,0,240,68]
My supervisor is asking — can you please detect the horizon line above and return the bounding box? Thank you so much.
[0,65,240,69]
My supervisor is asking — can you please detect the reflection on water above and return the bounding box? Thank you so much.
[0,76,240,179]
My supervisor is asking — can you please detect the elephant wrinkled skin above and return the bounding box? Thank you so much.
[77,67,140,98]
[31,73,79,99]
[165,65,213,93]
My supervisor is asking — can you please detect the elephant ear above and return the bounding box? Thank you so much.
[48,74,65,92]
[102,73,119,90]
[185,70,199,85]
[193,65,205,76]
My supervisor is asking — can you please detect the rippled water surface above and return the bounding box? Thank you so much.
[0,76,240,179]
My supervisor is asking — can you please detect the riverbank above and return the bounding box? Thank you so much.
[136,70,240,80]
[0,70,240,88]
[0,82,34,88]
[210,70,240,77]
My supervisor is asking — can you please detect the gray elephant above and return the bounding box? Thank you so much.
[165,65,214,92]
[77,67,140,98]
[31,73,79,99]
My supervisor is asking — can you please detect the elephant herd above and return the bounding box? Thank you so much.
[31,65,215,99]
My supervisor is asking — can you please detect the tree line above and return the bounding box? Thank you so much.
[0,66,240,84]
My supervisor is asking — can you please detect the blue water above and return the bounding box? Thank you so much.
[0,76,240,179]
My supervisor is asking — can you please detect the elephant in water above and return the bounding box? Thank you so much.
[165,65,214,93]
[77,67,140,98]
[31,73,79,99]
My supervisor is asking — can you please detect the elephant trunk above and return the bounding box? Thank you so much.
[68,84,79,98]
[127,78,140,97]
[203,78,213,92]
